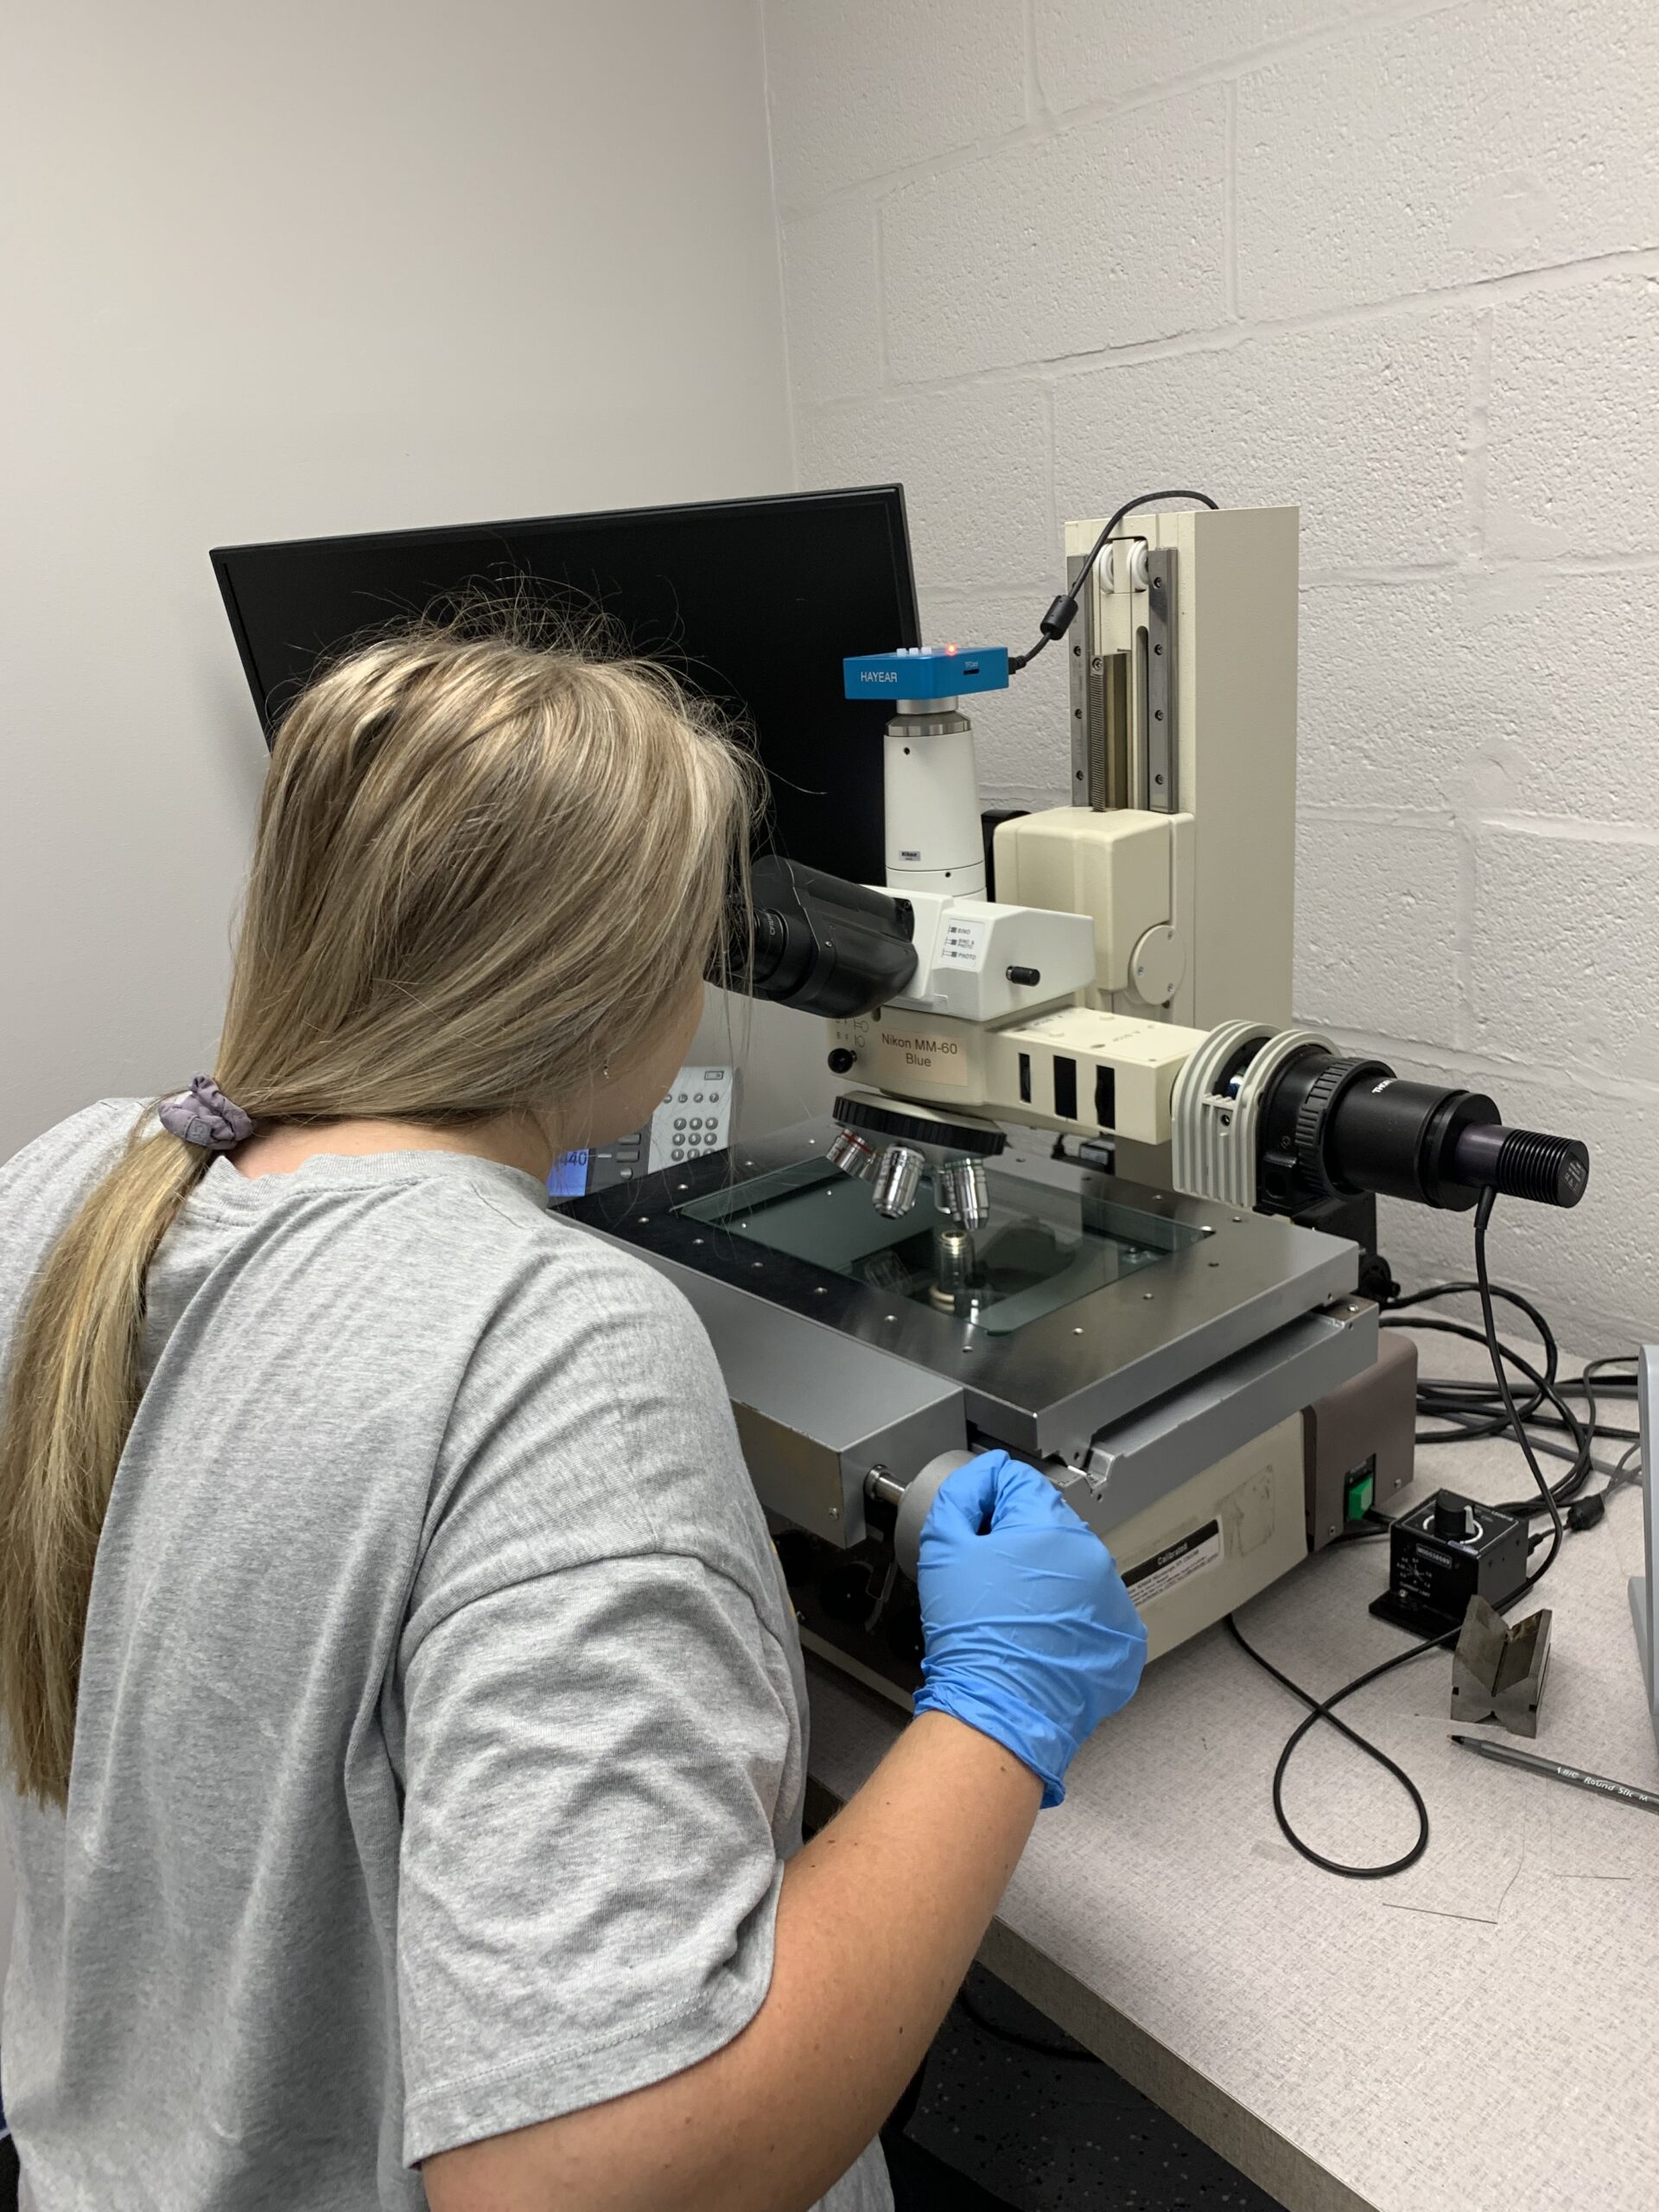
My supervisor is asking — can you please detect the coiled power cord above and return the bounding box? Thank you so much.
[1225,1189,1620,1879]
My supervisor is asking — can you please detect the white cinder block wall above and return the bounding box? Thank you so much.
[764,0,1659,1347]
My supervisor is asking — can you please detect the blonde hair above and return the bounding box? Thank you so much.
[0,626,757,1803]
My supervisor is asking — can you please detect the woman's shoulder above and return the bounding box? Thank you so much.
[537,1212,714,1337]
[480,1214,734,1443]
[0,1096,146,1251]
[3,1096,145,1183]
[446,1217,778,1598]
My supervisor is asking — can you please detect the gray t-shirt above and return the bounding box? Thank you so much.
[0,1102,891,2212]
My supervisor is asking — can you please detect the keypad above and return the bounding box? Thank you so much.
[551,1065,733,1204]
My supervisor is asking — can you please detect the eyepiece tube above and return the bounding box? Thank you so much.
[723,857,918,1020]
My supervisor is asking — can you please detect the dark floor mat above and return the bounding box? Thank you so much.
[885,2127,1020,2209]
[897,1965,1287,2212]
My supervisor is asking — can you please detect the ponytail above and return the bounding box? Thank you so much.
[0,625,755,1807]
[0,1123,208,1803]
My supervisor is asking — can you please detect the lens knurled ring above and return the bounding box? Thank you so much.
[1293,1057,1388,1194]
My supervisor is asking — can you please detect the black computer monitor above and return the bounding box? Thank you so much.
[211,486,920,883]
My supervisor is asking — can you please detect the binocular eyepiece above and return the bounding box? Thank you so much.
[718,856,918,1021]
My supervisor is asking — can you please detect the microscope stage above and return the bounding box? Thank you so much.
[677,1154,1203,1335]
[562,1121,1360,1465]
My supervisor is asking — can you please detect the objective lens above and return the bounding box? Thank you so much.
[872,1145,925,1219]
[935,1156,990,1230]
[828,1128,879,1183]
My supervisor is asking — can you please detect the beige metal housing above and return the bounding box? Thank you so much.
[1059,502,1298,1031]
[828,1002,1210,1144]
[1084,1415,1307,1662]
[828,505,1300,1151]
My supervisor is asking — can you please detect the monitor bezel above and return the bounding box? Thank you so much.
[210,483,920,743]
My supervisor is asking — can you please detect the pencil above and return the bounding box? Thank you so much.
[1450,1733,1659,1815]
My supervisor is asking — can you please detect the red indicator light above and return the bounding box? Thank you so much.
[944,642,958,654]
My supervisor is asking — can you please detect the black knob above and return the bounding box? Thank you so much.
[1433,1495,1477,1542]
[827,1047,857,1074]
[1005,964,1041,987]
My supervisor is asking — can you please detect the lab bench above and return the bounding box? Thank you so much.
[804,1336,1659,2212]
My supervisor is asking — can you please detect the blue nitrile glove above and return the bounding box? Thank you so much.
[912,1450,1148,1808]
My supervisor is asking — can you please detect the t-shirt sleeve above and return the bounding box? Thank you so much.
[393,1240,804,2166]
[397,1550,798,2164]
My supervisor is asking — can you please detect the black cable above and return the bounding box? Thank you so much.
[1007,489,1218,674]
[1385,1276,1563,1445]
[1230,1191,1574,1879]
[955,1981,1096,2064]
[1387,1314,1592,1511]
[1226,1616,1446,1878]
[1472,1187,1565,1575]
[1381,1287,1637,1509]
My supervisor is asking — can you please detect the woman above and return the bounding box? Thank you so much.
[0,629,1146,2211]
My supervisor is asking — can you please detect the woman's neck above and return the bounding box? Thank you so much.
[231,1113,555,1184]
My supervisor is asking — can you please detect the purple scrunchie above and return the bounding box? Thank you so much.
[157,1075,256,1152]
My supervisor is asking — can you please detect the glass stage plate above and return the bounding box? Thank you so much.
[678,1157,1206,1336]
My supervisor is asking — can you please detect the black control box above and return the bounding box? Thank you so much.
[1370,1490,1529,1634]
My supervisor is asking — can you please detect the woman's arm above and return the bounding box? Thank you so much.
[423,1451,1146,2212]
[423,1710,1038,2212]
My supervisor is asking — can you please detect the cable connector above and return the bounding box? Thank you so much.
[1007,487,1217,677]
[1038,593,1076,642]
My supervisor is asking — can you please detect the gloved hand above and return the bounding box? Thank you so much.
[911,1450,1147,1808]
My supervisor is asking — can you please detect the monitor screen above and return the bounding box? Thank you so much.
[211,486,920,882]
[546,1151,593,1202]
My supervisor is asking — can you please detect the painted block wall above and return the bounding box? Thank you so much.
[765,0,1659,1346]
[0,0,794,1168]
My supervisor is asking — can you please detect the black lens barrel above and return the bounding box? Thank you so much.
[1258,1048,1588,1213]
[1324,1071,1500,1211]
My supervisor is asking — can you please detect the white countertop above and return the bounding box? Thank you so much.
[804,1332,1659,2212]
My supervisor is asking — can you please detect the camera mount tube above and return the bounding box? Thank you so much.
[884,710,988,896]
[1255,1048,1589,1213]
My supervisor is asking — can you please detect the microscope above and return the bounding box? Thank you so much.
[567,501,1588,1700]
